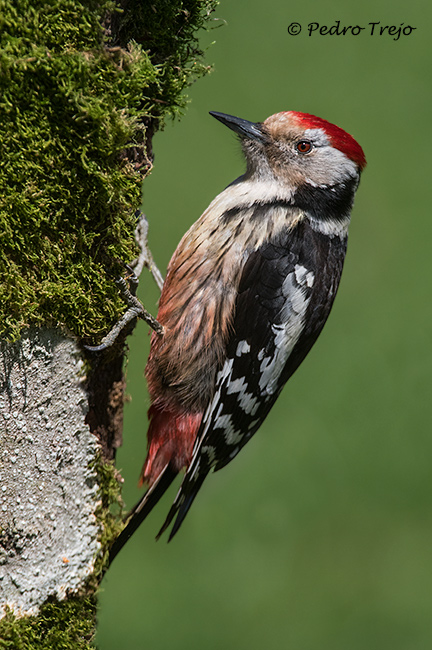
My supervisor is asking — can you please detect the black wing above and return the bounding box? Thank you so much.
[158,220,347,540]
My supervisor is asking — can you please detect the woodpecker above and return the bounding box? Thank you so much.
[110,110,366,558]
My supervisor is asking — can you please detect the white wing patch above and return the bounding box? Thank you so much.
[294,264,314,288]
[193,348,261,461]
[190,265,315,474]
[236,340,251,356]
[227,376,260,416]
[259,266,314,395]
[213,406,244,446]
[212,359,260,419]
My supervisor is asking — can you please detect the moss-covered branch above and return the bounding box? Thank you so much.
[0,0,217,645]
[0,0,216,342]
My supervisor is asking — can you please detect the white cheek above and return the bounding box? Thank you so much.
[304,148,359,186]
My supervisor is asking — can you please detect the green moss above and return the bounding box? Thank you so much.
[92,456,124,579]
[0,598,97,650]
[0,0,217,341]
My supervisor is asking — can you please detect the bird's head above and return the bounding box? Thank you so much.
[210,111,366,189]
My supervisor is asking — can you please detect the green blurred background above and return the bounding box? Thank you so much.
[97,0,432,648]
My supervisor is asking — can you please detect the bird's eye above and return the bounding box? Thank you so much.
[296,140,313,154]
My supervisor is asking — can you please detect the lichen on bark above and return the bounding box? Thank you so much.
[0,330,100,615]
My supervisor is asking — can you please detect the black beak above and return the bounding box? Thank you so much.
[210,111,266,142]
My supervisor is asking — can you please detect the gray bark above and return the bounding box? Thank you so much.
[0,329,100,617]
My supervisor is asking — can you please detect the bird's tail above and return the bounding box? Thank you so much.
[156,453,210,542]
[108,463,177,565]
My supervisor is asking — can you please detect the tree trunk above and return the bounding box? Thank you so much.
[0,0,216,646]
